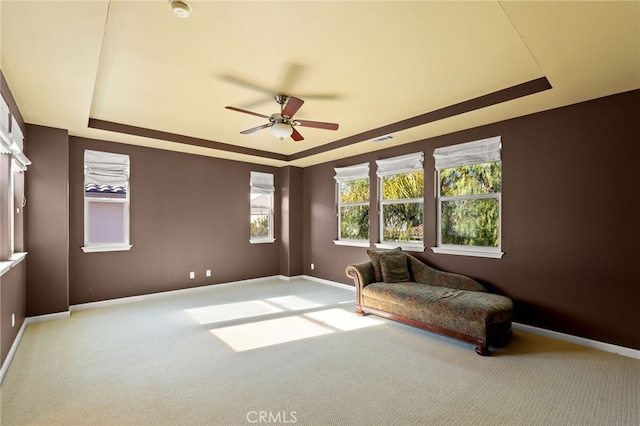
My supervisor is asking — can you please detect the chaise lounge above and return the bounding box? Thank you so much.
[346,248,513,355]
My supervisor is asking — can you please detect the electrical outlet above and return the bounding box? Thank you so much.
[206,270,211,277]
[189,271,195,279]
[311,263,315,270]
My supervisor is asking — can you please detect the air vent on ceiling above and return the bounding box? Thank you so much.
[371,135,395,143]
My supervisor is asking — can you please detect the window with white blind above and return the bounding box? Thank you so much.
[376,152,424,251]
[82,150,131,253]
[432,136,503,258]
[250,172,275,243]
[1,97,30,262]
[334,163,370,247]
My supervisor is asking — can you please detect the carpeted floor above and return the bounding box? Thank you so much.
[1,278,638,425]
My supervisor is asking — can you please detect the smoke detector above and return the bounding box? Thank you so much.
[169,0,191,18]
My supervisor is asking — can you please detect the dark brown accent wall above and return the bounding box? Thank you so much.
[279,166,304,277]
[0,259,26,365]
[0,70,28,367]
[68,138,283,304]
[303,89,640,350]
[24,124,69,316]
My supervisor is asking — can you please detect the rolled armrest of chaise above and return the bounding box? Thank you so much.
[346,261,376,290]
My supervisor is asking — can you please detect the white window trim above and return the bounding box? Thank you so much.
[82,244,133,253]
[431,137,503,259]
[375,242,425,252]
[0,252,27,277]
[250,172,275,243]
[83,197,132,253]
[334,163,370,246]
[376,152,425,248]
[333,240,370,248]
[249,238,276,244]
[82,150,131,253]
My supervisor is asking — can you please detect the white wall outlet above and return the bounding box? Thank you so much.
[189,271,195,279]
[311,263,315,270]
[12,313,15,327]
[206,269,211,277]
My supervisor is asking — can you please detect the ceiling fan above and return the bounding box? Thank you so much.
[225,95,339,141]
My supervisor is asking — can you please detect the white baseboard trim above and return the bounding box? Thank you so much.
[0,320,27,384]
[26,311,71,323]
[302,275,355,291]
[0,311,71,383]
[70,275,283,311]
[512,322,640,360]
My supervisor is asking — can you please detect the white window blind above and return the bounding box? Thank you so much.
[82,150,131,253]
[334,162,369,182]
[433,136,501,170]
[84,150,130,187]
[376,152,424,176]
[250,171,274,194]
[0,95,10,153]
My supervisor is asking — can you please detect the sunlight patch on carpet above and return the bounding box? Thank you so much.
[209,308,384,352]
[210,316,333,352]
[304,308,384,331]
[184,300,283,324]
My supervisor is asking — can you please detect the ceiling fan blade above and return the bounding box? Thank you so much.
[291,127,304,141]
[294,119,339,131]
[282,96,304,118]
[240,123,272,134]
[219,74,275,96]
[225,106,271,119]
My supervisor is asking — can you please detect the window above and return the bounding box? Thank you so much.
[432,136,503,258]
[376,152,424,251]
[0,100,30,262]
[82,150,131,253]
[334,163,369,246]
[250,172,275,243]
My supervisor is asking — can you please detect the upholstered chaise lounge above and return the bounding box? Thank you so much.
[346,249,513,355]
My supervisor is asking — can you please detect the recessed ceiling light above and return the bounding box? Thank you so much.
[169,0,191,18]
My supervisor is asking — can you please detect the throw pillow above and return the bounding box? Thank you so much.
[367,247,403,282]
[380,252,410,283]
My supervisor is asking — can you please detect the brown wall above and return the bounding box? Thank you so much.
[0,259,26,365]
[68,137,283,304]
[24,124,69,316]
[303,89,640,350]
[0,70,28,367]
[0,260,27,365]
[279,166,304,277]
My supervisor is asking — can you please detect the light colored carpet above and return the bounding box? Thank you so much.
[1,278,638,425]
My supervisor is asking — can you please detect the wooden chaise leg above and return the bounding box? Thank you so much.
[355,307,366,316]
[475,345,491,356]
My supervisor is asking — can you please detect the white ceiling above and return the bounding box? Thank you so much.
[1,1,638,167]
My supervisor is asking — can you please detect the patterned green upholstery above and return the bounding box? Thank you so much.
[346,250,514,354]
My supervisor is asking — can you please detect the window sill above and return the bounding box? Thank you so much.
[375,243,425,253]
[431,246,504,259]
[82,245,133,253]
[333,240,370,248]
[0,252,28,277]
[250,238,276,244]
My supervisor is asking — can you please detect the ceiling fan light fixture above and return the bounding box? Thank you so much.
[271,121,293,140]
[169,0,191,18]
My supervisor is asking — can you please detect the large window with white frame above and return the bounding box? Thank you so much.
[334,163,370,246]
[376,152,424,251]
[250,171,275,243]
[432,136,503,258]
[82,150,131,253]
[0,97,30,262]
